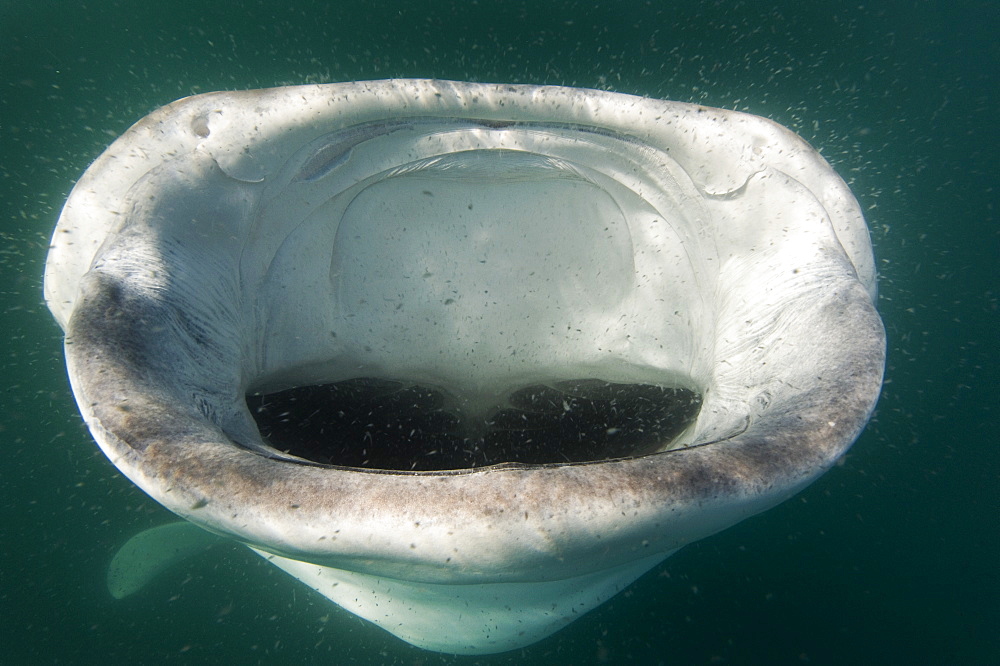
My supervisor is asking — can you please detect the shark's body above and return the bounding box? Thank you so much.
[45,80,884,654]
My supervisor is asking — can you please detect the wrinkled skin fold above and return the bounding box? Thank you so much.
[45,80,884,654]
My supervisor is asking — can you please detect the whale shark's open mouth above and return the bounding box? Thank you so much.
[250,379,702,470]
[44,80,884,655]
[236,130,709,471]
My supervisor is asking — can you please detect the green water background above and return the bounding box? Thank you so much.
[1,1,996,663]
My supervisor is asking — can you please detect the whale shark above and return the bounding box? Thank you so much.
[44,80,884,654]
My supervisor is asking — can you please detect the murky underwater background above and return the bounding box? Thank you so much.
[1,1,996,663]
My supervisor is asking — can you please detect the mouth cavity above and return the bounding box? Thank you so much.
[248,379,702,470]
[240,131,710,472]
